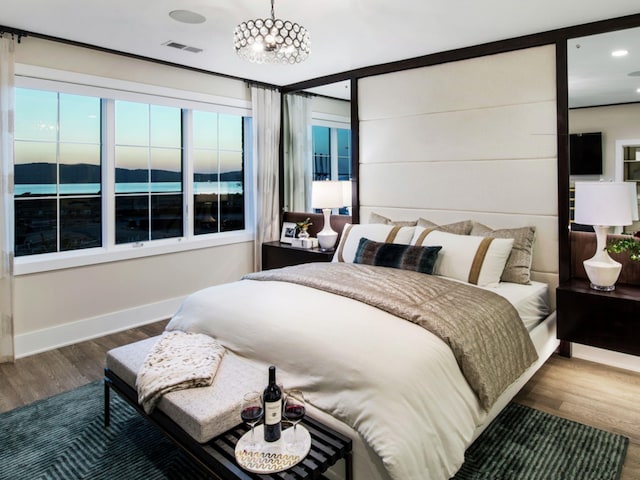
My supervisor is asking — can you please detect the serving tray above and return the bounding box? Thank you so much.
[235,424,312,473]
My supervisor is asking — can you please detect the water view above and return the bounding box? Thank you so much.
[15,181,244,196]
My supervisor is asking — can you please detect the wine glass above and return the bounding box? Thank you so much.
[240,391,263,448]
[283,390,306,450]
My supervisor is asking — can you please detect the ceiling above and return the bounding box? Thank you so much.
[568,26,640,108]
[1,0,640,104]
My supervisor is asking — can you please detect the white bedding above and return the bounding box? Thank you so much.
[165,272,542,480]
[479,280,550,331]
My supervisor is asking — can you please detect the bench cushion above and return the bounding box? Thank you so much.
[106,336,265,443]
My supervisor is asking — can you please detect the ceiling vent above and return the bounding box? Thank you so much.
[163,41,203,54]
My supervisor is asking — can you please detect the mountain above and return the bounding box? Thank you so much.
[14,163,243,184]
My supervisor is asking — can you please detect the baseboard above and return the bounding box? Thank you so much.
[572,344,640,373]
[14,296,185,359]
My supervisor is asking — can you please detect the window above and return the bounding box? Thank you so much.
[312,125,351,181]
[192,111,245,235]
[14,89,102,256]
[312,124,351,214]
[115,101,183,243]
[13,77,251,269]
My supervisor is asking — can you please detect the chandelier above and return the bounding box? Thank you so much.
[233,0,310,64]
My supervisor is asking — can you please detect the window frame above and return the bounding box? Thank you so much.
[14,65,254,276]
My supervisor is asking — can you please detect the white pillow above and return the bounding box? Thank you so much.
[333,223,416,263]
[412,229,514,287]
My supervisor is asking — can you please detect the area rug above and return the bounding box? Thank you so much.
[0,381,209,479]
[453,402,628,480]
[0,382,629,479]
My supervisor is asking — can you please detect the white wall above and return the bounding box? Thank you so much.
[13,38,255,357]
[311,95,350,118]
[16,38,251,102]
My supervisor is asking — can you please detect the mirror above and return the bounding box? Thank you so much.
[568,26,640,233]
[282,80,352,215]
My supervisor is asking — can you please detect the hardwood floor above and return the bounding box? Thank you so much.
[1,324,638,479]
[513,355,640,480]
[0,320,167,414]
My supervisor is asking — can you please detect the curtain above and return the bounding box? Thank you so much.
[283,93,312,212]
[0,34,15,363]
[251,85,281,271]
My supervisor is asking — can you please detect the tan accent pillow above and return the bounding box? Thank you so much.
[333,223,416,263]
[470,222,536,285]
[417,218,473,235]
[415,229,514,287]
[369,212,418,227]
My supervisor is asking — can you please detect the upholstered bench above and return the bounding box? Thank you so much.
[104,336,354,479]
[105,335,265,443]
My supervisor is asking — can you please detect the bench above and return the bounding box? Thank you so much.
[104,336,353,479]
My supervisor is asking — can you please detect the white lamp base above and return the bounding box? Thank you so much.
[317,208,338,251]
[584,225,622,291]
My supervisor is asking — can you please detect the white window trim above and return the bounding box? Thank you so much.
[14,66,254,276]
[311,111,350,130]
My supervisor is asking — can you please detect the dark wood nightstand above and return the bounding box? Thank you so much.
[262,241,335,270]
[556,279,640,357]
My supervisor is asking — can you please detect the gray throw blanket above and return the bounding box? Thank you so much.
[245,263,538,409]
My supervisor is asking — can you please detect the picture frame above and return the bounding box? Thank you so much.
[280,222,297,244]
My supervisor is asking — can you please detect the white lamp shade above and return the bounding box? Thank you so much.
[312,181,345,209]
[574,181,634,226]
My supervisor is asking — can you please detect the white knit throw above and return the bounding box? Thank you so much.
[136,330,226,414]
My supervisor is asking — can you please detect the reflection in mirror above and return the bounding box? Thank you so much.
[568,26,640,233]
[283,81,352,215]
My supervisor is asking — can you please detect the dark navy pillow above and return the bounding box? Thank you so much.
[353,237,441,274]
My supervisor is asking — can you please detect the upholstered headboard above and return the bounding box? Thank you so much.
[357,45,559,305]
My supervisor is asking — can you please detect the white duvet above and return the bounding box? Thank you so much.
[167,278,489,480]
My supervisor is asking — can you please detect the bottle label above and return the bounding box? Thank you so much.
[264,399,282,425]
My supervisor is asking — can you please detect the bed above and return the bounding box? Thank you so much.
[107,219,559,480]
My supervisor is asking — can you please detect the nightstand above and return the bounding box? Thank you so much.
[262,241,335,270]
[556,279,640,357]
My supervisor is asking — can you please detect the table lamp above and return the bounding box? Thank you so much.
[312,180,345,250]
[574,181,636,291]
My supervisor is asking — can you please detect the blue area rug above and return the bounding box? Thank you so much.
[0,382,629,479]
[0,381,209,479]
[453,402,628,480]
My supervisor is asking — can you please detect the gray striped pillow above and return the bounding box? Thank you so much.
[353,237,441,274]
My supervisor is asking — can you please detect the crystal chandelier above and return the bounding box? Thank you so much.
[233,0,310,64]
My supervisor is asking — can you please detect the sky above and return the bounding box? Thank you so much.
[14,88,245,185]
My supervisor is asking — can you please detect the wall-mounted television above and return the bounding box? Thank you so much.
[570,132,603,175]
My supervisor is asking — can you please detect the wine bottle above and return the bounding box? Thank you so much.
[263,365,282,442]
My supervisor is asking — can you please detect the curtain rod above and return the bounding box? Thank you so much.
[0,26,27,43]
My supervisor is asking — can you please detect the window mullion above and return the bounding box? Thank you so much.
[55,93,61,253]
[102,98,116,249]
[330,128,339,181]
[216,115,222,234]
[147,104,152,242]
[182,109,194,239]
